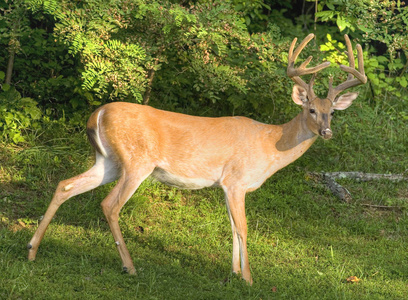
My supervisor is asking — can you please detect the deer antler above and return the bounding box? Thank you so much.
[327,34,367,101]
[287,33,331,100]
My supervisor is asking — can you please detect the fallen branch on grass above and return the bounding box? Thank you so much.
[321,172,406,182]
[360,204,401,210]
[307,171,407,203]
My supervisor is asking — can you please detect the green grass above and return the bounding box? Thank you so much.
[1,101,407,299]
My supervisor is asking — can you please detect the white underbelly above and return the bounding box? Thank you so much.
[150,167,217,190]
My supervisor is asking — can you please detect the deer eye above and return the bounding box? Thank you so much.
[309,109,316,114]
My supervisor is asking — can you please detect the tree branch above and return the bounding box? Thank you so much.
[324,171,406,182]
[5,49,15,85]
[143,57,161,105]
[307,171,407,203]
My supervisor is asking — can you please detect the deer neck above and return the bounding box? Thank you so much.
[275,112,317,152]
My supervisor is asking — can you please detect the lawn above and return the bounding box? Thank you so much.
[1,101,407,299]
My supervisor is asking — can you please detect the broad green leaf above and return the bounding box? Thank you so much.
[315,11,335,21]
[2,83,10,91]
[320,45,331,51]
[336,15,350,32]
[399,76,407,88]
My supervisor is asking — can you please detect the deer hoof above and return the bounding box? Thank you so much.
[122,266,136,275]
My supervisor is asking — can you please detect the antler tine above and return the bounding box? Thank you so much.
[344,34,355,81]
[287,33,331,100]
[299,56,313,69]
[327,35,367,101]
[357,44,365,77]
[290,33,315,63]
[288,37,298,61]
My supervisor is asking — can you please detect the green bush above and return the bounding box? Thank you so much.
[0,72,41,143]
[315,0,408,113]
[0,0,404,139]
[25,0,293,119]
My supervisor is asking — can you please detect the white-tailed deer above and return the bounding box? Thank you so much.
[28,34,366,284]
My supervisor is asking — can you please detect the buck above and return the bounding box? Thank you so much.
[27,34,366,284]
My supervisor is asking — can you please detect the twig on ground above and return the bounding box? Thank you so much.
[323,172,406,182]
[360,203,402,210]
[307,171,407,203]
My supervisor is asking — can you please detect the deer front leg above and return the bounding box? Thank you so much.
[224,187,252,284]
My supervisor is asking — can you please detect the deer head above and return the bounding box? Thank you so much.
[287,33,367,140]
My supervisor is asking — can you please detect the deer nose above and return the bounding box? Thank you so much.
[321,128,332,139]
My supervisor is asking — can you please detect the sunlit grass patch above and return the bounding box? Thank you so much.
[1,102,408,299]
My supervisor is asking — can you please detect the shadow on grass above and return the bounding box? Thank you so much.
[1,225,258,300]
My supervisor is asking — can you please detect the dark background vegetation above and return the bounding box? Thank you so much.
[1,0,407,137]
[1,1,407,299]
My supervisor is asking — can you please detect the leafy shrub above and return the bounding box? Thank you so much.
[0,0,89,120]
[0,72,41,143]
[315,0,408,115]
[25,0,294,119]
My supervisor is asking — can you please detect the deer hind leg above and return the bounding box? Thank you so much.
[28,153,118,261]
[224,187,253,284]
[100,165,154,274]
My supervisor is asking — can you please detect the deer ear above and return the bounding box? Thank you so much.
[292,84,308,105]
[333,92,358,110]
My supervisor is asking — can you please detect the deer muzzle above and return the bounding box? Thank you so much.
[320,128,333,140]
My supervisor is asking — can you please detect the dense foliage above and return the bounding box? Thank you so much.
[0,0,407,142]
[316,0,408,119]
